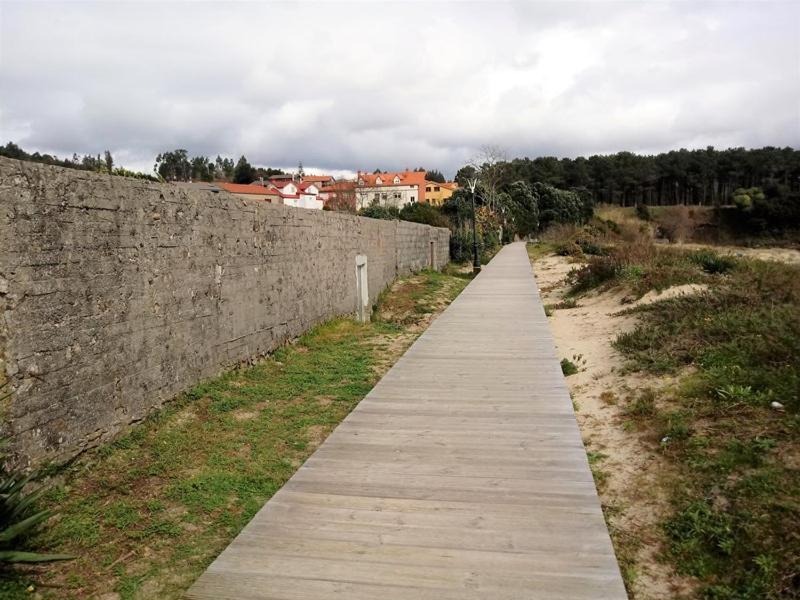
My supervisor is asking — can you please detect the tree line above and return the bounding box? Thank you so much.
[455,146,800,207]
[0,142,287,185]
[153,150,285,184]
[0,142,158,181]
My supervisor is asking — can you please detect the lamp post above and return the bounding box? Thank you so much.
[467,177,481,273]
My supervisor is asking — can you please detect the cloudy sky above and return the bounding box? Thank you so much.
[1,1,798,178]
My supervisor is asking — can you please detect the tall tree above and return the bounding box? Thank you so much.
[233,155,255,184]
[425,169,446,183]
[215,156,235,180]
[506,181,538,238]
[154,149,191,181]
[470,145,508,210]
[103,150,113,173]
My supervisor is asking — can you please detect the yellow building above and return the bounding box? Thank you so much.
[424,181,458,206]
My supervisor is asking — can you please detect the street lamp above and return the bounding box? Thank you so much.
[467,177,481,273]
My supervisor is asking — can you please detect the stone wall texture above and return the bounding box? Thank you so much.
[0,158,450,467]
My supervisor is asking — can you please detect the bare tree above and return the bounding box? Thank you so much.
[469,144,508,210]
[325,182,358,212]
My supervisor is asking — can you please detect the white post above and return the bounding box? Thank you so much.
[355,254,369,322]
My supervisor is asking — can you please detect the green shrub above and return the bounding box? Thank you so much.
[636,203,652,221]
[358,205,399,220]
[566,256,620,294]
[577,239,608,256]
[560,358,579,376]
[625,388,657,417]
[398,203,449,227]
[0,388,72,565]
[688,250,736,274]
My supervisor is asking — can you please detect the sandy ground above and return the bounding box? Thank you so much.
[676,242,800,265]
[533,255,696,599]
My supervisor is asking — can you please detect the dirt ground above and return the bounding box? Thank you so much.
[676,242,800,265]
[532,255,697,599]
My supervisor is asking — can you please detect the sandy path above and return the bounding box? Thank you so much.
[532,255,695,600]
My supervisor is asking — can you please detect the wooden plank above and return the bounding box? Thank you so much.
[186,242,626,599]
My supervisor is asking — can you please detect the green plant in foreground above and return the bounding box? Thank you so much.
[611,257,800,597]
[560,358,579,376]
[0,385,73,565]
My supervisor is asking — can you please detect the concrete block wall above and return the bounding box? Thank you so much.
[0,158,450,467]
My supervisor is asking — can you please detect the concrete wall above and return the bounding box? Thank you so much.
[0,158,449,467]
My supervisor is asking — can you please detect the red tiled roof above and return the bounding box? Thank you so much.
[269,179,295,189]
[357,171,426,187]
[320,181,356,192]
[218,182,280,196]
[302,175,333,183]
[356,171,427,201]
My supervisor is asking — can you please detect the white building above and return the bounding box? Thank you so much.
[355,171,427,209]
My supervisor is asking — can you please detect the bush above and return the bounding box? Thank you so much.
[566,256,620,295]
[534,183,589,229]
[449,229,500,264]
[560,358,579,376]
[636,203,652,221]
[398,203,449,227]
[358,205,399,220]
[577,240,608,256]
[688,250,736,274]
[656,205,693,243]
[716,184,800,237]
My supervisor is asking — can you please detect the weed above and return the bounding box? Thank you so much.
[625,388,657,418]
[611,255,800,597]
[599,390,617,405]
[561,358,579,376]
[688,250,737,274]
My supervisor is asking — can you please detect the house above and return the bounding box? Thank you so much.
[217,182,283,203]
[302,175,335,187]
[424,181,459,206]
[355,170,427,209]
[268,179,324,210]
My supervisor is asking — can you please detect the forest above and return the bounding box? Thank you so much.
[456,146,800,207]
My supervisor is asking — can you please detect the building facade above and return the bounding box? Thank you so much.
[424,181,458,206]
[355,171,427,210]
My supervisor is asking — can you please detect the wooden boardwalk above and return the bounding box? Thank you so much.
[187,242,627,600]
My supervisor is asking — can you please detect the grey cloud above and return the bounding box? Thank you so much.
[1,1,798,178]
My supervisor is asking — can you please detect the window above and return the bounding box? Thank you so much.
[426,186,432,192]
[373,193,380,201]
[434,186,440,192]
[381,193,387,200]
[375,177,382,185]
[394,192,401,199]
[410,196,416,203]
[393,176,400,184]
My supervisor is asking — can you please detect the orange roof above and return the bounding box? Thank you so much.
[357,171,427,187]
[320,181,356,192]
[425,180,459,190]
[218,182,280,196]
[302,175,334,183]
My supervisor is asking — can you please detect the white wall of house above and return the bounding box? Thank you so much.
[355,185,419,210]
[282,195,324,210]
